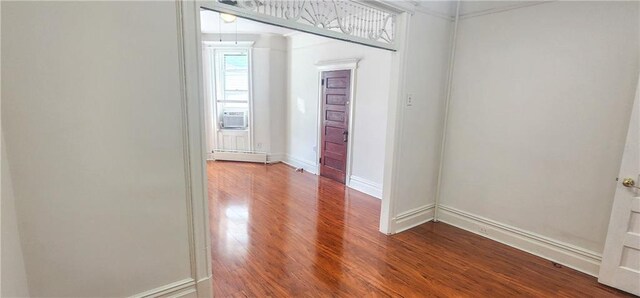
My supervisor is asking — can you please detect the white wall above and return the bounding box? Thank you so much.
[2,2,196,296]
[253,35,287,160]
[2,132,30,298]
[286,33,392,192]
[202,33,287,161]
[391,11,453,220]
[440,0,639,256]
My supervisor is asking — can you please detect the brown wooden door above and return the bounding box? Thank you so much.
[319,70,351,184]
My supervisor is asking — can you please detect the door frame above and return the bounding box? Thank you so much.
[174,2,412,296]
[315,60,359,184]
[191,1,412,245]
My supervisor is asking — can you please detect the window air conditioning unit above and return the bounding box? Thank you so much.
[221,110,247,129]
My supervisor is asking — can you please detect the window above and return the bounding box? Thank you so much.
[203,44,253,152]
[221,53,249,101]
[215,50,250,110]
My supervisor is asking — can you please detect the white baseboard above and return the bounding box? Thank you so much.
[437,205,602,277]
[393,204,435,233]
[129,276,211,298]
[194,276,212,298]
[267,153,285,163]
[130,278,195,298]
[348,175,382,199]
[283,154,318,174]
[165,288,196,298]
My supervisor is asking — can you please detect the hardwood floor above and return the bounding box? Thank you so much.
[207,161,630,297]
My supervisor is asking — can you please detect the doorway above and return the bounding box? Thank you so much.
[318,69,352,184]
[194,0,409,240]
[191,3,404,296]
[197,5,397,294]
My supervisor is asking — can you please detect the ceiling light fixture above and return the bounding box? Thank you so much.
[220,13,237,23]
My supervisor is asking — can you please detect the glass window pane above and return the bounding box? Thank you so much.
[224,91,248,101]
[224,54,248,70]
[224,71,248,91]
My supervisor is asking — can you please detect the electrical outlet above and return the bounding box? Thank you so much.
[478,226,489,235]
[256,142,263,149]
[407,93,414,106]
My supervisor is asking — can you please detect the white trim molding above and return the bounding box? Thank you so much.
[195,276,213,298]
[283,154,319,174]
[393,204,435,234]
[267,153,286,163]
[459,1,553,20]
[176,1,213,297]
[130,278,195,298]
[379,12,411,234]
[348,175,383,199]
[316,58,360,71]
[438,205,602,276]
[413,7,454,21]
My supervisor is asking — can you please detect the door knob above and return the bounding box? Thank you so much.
[622,178,640,189]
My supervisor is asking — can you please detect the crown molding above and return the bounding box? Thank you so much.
[459,1,554,20]
[414,6,455,21]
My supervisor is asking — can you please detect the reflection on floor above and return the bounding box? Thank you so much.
[207,161,630,297]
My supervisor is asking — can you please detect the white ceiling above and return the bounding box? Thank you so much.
[411,1,548,18]
[200,10,295,35]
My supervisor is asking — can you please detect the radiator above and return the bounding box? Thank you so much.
[212,150,267,163]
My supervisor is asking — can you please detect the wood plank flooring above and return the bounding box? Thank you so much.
[207,161,631,297]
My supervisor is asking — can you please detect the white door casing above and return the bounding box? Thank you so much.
[599,77,640,295]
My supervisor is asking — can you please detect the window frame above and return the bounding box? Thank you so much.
[203,41,255,151]
[216,49,251,103]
